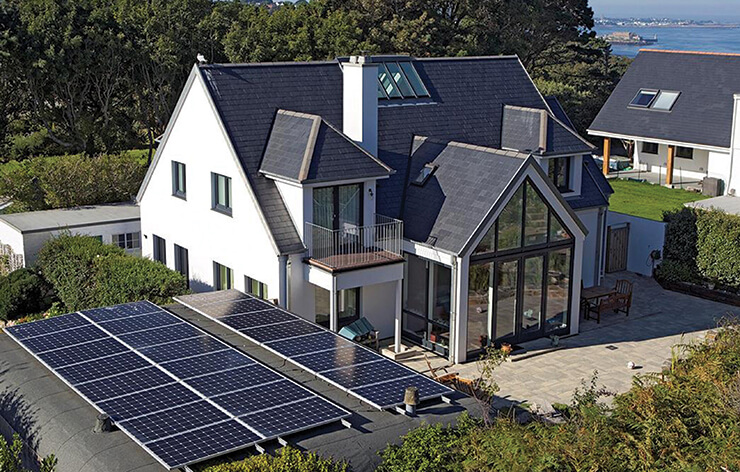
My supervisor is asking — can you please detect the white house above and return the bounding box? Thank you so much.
[0,203,141,269]
[589,49,740,193]
[137,55,612,364]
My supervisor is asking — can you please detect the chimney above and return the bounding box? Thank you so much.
[342,55,378,156]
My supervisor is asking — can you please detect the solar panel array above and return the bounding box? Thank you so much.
[5,301,350,470]
[175,291,454,410]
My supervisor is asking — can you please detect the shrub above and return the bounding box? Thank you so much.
[654,259,701,285]
[0,434,56,472]
[0,268,55,321]
[202,447,348,472]
[37,234,188,311]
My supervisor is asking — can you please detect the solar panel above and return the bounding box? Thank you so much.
[176,291,455,410]
[6,300,350,469]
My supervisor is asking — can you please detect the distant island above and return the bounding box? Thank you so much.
[600,31,658,45]
[596,17,738,28]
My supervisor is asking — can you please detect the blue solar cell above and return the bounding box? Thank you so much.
[214,380,313,416]
[162,350,253,380]
[99,310,182,335]
[322,360,412,389]
[244,320,323,343]
[293,346,381,373]
[220,309,297,331]
[267,331,354,357]
[6,313,89,340]
[203,298,276,318]
[351,375,452,408]
[118,400,229,443]
[23,325,107,354]
[38,337,129,368]
[185,364,283,397]
[138,335,227,363]
[241,396,348,438]
[81,300,160,322]
[58,351,151,385]
[145,420,261,469]
[118,323,201,348]
[98,383,202,421]
[75,367,173,402]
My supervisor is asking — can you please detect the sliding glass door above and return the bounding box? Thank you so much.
[313,184,363,231]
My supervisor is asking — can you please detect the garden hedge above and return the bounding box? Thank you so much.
[37,234,188,311]
[0,268,54,321]
[202,447,347,472]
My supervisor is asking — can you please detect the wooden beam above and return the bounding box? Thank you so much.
[666,145,675,186]
[602,138,611,176]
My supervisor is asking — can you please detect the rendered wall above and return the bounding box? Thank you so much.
[0,221,25,267]
[606,211,665,277]
[634,141,725,183]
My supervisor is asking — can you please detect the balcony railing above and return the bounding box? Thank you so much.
[305,214,404,271]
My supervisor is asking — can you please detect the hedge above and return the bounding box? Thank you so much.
[36,234,188,311]
[0,268,55,321]
[202,447,348,472]
[658,207,740,289]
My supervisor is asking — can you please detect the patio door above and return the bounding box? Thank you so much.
[493,254,546,345]
[313,184,363,231]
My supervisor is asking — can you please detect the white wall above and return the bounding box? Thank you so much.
[576,207,606,288]
[634,141,727,183]
[0,222,25,267]
[606,211,665,277]
[362,281,397,338]
[729,95,740,195]
[139,72,281,295]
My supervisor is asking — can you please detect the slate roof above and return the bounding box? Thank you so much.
[260,109,393,184]
[565,155,612,210]
[198,56,605,255]
[501,105,594,156]
[589,50,740,149]
[402,137,530,253]
[545,96,576,130]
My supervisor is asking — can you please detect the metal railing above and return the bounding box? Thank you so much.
[305,214,403,270]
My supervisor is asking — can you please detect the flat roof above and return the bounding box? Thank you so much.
[0,304,475,472]
[686,195,740,214]
[0,203,139,233]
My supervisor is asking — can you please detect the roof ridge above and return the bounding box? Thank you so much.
[639,49,740,58]
[417,136,531,159]
[320,119,395,174]
[199,60,338,69]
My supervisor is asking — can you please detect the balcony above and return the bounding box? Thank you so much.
[305,214,404,272]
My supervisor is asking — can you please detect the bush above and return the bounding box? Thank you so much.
[0,268,55,321]
[202,447,348,472]
[654,259,701,285]
[0,434,56,472]
[37,234,188,311]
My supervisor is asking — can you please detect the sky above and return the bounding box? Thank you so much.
[589,0,740,22]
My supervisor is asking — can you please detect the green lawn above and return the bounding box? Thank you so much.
[608,178,711,221]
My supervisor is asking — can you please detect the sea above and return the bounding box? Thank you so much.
[594,25,740,57]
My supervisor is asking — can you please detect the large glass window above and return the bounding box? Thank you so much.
[546,249,571,332]
[466,263,491,353]
[313,184,362,230]
[496,186,524,251]
[524,184,548,246]
[548,157,571,192]
[403,254,452,353]
[495,260,518,341]
[315,286,360,328]
[522,256,544,336]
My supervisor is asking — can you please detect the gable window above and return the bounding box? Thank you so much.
[213,261,233,290]
[113,232,141,251]
[630,89,658,108]
[211,173,232,215]
[642,142,659,154]
[172,161,186,198]
[245,276,268,299]
[676,146,694,159]
[174,244,189,286]
[153,235,166,265]
[547,157,571,192]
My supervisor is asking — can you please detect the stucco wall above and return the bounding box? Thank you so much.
[362,280,397,339]
[0,221,25,267]
[634,140,728,183]
[576,206,606,288]
[607,211,665,277]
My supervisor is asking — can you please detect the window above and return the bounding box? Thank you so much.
[651,91,680,111]
[174,245,189,285]
[524,184,548,246]
[92,235,103,243]
[315,286,360,328]
[411,163,437,186]
[213,262,233,290]
[642,142,659,154]
[312,184,362,230]
[153,235,166,265]
[629,89,658,108]
[402,255,452,353]
[211,173,232,215]
[676,146,694,159]
[245,276,268,299]
[377,61,430,100]
[113,232,141,250]
[172,161,186,198]
[547,157,571,192]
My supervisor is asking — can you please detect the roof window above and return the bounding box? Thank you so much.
[411,163,437,186]
[377,61,430,100]
[629,89,680,111]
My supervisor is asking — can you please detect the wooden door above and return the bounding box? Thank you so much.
[606,225,629,273]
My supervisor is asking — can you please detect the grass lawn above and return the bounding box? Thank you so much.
[608,178,711,221]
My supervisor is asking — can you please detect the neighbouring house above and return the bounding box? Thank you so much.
[589,49,740,193]
[0,203,141,268]
[137,55,611,363]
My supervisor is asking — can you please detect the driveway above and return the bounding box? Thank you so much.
[402,272,738,410]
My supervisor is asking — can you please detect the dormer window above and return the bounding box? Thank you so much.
[377,61,430,100]
[412,163,437,186]
[630,89,680,111]
[548,157,571,193]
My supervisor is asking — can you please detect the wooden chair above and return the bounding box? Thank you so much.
[424,353,459,384]
[614,279,633,312]
[588,293,630,323]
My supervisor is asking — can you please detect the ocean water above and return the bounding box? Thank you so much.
[594,25,740,57]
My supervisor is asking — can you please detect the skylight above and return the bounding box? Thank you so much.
[629,89,681,111]
[412,163,437,186]
[377,61,431,100]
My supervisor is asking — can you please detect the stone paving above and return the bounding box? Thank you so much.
[400,271,738,410]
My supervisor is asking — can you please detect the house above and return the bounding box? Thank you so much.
[0,203,141,269]
[589,49,740,192]
[137,55,611,364]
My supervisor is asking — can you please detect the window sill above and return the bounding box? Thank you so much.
[172,192,187,201]
[211,206,232,217]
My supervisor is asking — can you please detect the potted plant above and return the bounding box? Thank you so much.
[550,335,560,347]
[501,342,513,355]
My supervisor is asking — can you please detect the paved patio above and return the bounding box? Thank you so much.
[399,271,738,410]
